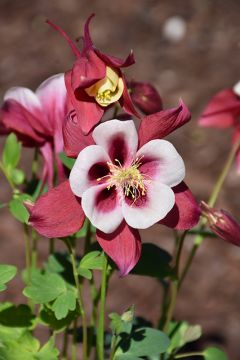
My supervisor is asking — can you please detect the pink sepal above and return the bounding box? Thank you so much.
[28,180,85,238]
[138,99,191,147]
[159,182,200,230]
[96,221,142,276]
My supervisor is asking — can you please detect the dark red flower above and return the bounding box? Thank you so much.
[47,14,139,135]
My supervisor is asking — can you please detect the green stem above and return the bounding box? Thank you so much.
[161,231,188,331]
[179,139,240,285]
[0,162,15,190]
[71,319,78,360]
[62,326,69,359]
[49,238,55,254]
[31,230,38,269]
[96,253,108,360]
[109,334,118,360]
[23,224,31,283]
[162,280,178,333]
[208,139,240,207]
[174,352,203,359]
[66,240,88,360]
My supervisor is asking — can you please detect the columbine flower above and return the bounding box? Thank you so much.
[127,80,163,115]
[198,81,240,172]
[48,14,139,135]
[28,100,200,275]
[69,119,185,233]
[201,201,240,245]
[0,74,67,186]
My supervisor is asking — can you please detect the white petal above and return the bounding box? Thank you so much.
[122,181,175,229]
[36,73,67,119]
[233,81,240,96]
[92,119,138,166]
[137,139,185,187]
[4,87,42,113]
[69,145,110,197]
[82,184,123,233]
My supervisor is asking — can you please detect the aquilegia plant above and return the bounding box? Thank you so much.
[0,14,238,360]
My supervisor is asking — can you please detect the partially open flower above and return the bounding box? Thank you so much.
[201,201,240,245]
[198,82,240,172]
[0,74,67,186]
[48,15,139,134]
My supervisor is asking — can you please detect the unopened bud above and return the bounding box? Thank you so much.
[128,81,162,115]
[200,201,240,246]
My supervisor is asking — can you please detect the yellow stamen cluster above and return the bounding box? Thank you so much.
[98,157,146,202]
[85,66,124,107]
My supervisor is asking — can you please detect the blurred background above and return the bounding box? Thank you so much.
[0,0,240,358]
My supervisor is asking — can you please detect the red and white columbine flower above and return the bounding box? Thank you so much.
[69,119,185,234]
[198,81,240,173]
[0,74,67,186]
[28,100,200,276]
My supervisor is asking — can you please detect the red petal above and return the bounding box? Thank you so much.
[128,80,163,115]
[40,142,54,188]
[65,70,104,134]
[119,75,140,119]
[83,14,95,50]
[71,50,106,90]
[1,100,46,146]
[46,20,81,58]
[28,180,85,238]
[198,89,240,128]
[138,99,191,147]
[63,109,95,157]
[95,49,135,68]
[159,182,200,230]
[96,222,142,276]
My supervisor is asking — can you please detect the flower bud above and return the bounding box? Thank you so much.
[200,201,240,246]
[128,81,162,115]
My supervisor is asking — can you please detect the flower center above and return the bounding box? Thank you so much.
[98,157,147,201]
[85,66,124,107]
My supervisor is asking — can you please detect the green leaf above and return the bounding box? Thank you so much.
[2,133,21,169]
[203,347,228,360]
[0,265,17,291]
[0,303,35,327]
[78,267,92,280]
[116,327,170,358]
[11,168,25,185]
[167,321,202,353]
[130,243,173,279]
[39,306,77,332]
[23,273,66,304]
[9,199,29,223]
[52,290,76,320]
[79,251,104,270]
[59,152,75,170]
[35,337,59,360]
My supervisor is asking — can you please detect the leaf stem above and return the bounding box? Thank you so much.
[174,352,203,359]
[96,253,108,360]
[23,224,31,283]
[66,239,88,360]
